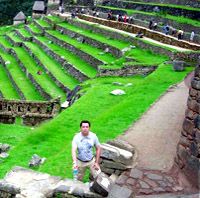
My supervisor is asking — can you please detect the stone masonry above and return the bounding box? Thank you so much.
[175,61,200,189]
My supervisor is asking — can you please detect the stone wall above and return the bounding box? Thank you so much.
[66,16,199,63]
[0,98,60,126]
[98,64,157,77]
[31,37,88,82]
[15,29,32,42]
[5,34,22,47]
[78,14,200,51]
[103,1,200,20]
[56,23,123,57]
[9,49,52,101]
[175,62,200,188]
[44,31,103,69]
[24,25,44,36]
[22,42,71,92]
[96,7,200,44]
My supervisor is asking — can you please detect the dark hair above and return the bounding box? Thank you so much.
[80,120,91,127]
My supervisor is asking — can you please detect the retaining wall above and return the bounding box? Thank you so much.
[175,61,200,188]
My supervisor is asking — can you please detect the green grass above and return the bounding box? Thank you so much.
[46,30,116,64]
[36,36,97,78]
[13,47,67,102]
[102,48,168,69]
[18,28,32,38]
[0,36,12,48]
[123,1,200,11]
[36,19,51,28]
[58,22,129,49]
[25,42,80,87]
[0,123,31,145]
[0,24,23,36]
[0,49,43,101]
[7,32,22,43]
[98,5,200,27]
[0,64,20,99]
[45,15,64,23]
[28,24,42,34]
[0,63,193,179]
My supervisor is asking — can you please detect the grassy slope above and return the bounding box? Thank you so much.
[58,22,129,50]
[0,64,20,99]
[0,64,193,179]
[36,36,97,78]
[0,50,43,100]
[18,28,32,38]
[103,48,168,69]
[25,42,79,88]
[13,47,67,102]
[46,30,116,63]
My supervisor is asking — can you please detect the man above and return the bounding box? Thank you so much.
[72,120,101,181]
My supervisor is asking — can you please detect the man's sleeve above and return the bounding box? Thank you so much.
[94,135,100,147]
[72,135,77,148]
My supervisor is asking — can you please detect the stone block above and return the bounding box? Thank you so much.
[172,60,185,71]
[189,88,198,97]
[100,143,133,166]
[194,115,200,129]
[185,109,197,120]
[189,142,199,157]
[191,79,200,90]
[115,174,128,185]
[107,184,134,198]
[130,168,143,179]
[90,172,113,197]
[179,136,191,148]
[0,143,10,153]
[107,139,135,153]
[182,118,194,135]
[102,159,130,170]
[187,97,200,113]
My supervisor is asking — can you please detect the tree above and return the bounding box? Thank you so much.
[0,0,35,25]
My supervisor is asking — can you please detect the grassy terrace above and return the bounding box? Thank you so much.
[122,1,200,11]
[0,63,193,179]
[103,48,168,69]
[45,15,64,23]
[36,19,51,28]
[36,36,97,78]
[18,28,32,38]
[58,22,129,50]
[0,64,20,99]
[7,31,22,43]
[25,42,80,86]
[0,49,43,100]
[46,30,116,63]
[98,5,200,27]
[28,23,43,34]
[0,36,12,48]
[13,47,67,102]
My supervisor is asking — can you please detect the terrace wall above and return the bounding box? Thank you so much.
[78,15,200,51]
[0,98,60,126]
[98,65,157,77]
[175,61,200,188]
[56,24,123,57]
[103,1,200,20]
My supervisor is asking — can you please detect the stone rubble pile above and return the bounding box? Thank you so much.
[0,143,10,159]
[100,139,136,176]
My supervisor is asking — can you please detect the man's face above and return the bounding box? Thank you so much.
[81,123,90,136]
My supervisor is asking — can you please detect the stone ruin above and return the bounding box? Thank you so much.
[175,60,200,189]
[0,139,136,198]
[0,98,60,126]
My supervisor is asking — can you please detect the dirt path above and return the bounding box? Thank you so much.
[119,82,189,171]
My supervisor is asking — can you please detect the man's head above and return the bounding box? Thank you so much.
[80,120,91,136]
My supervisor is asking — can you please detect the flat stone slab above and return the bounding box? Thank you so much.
[0,166,61,197]
[100,143,133,166]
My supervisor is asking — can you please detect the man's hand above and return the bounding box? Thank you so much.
[73,161,78,169]
[93,162,100,170]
